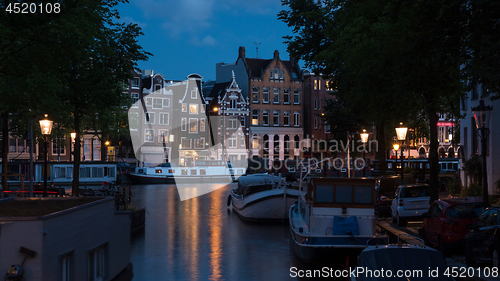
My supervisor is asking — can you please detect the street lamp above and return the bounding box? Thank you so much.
[472,99,493,206]
[39,114,53,197]
[360,129,369,177]
[395,123,408,183]
[393,143,400,175]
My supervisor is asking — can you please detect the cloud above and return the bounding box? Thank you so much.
[189,35,217,46]
[120,16,148,28]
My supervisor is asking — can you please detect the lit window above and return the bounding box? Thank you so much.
[252,87,259,103]
[158,129,169,143]
[252,110,259,125]
[195,138,205,149]
[189,104,198,114]
[200,119,205,132]
[182,103,187,112]
[252,135,259,149]
[145,129,154,142]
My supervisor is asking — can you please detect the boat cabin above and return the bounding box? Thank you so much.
[300,178,377,236]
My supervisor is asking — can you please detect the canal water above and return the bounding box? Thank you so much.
[128,183,337,281]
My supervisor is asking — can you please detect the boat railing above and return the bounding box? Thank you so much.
[398,233,425,247]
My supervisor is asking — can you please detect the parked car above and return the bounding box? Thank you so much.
[420,197,484,256]
[375,175,415,217]
[464,206,500,267]
[391,184,430,226]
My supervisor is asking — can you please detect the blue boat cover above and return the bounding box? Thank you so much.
[333,216,359,235]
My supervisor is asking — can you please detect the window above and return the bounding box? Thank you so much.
[294,112,300,126]
[61,253,73,281]
[229,137,237,148]
[252,110,259,125]
[252,135,259,149]
[240,136,245,147]
[131,77,140,88]
[181,118,187,131]
[263,110,269,126]
[195,138,205,149]
[325,122,330,133]
[146,97,152,107]
[160,113,169,125]
[182,103,187,112]
[191,89,197,99]
[314,118,318,129]
[181,138,191,149]
[314,79,318,90]
[189,118,198,133]
[155,84,162,92]
[145,129,154,142]
[189,104,198,114]
[200,119,205,132]
[294,135,300,149]
[439,127,444,143]
[263,88,269,103]
[93,140,101,161]
[145,113,155,124]
[284,111,290,126]
[273,88,280,104]
[229,118,237,129]
[240,116,245,127]
[158,129,169,143]
[273,110,279,126]
[89,245,107,281]
[131,93,139,105]
[283,89,290,104]
[152,98,162,109]
[52,136,65,155]
[252,87,259,103]
[201,105,205,113]
[314,99,318,109]
[230,99,237,109]
[163,98,170,108]
[294,89,300,104]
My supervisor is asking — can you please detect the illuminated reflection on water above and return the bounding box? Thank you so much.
[129,183,338,280]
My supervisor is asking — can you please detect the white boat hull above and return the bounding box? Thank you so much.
[230,187,299,221]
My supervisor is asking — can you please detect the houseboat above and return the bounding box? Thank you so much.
[289,177,388,266]
[128,160,246,184]
[228,173,299,221]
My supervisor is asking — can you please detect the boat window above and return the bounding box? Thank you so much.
[335,185,352,203]
[155,169,162,174]
[315,185,334,203]
[200,169,206,175]
[169,169,174,173]
[191,169,197,175]
[354,186,372,204]
[181,169,188,175]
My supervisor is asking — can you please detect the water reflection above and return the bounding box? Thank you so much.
[129,183,342,280]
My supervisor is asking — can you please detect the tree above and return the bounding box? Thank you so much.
[0,0,150,196]
[280,0,465,203]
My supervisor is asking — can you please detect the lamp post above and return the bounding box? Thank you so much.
[39,115,53,197]
[472,100,493,206]
[395,123,408,183]
[360,129,369,177]
[393,143,400,175]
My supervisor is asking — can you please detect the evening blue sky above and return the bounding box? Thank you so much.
[117,0,296,81]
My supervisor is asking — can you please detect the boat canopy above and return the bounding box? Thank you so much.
[355,245,453,281]
[237,174,282,196]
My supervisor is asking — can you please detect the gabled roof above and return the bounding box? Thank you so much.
[245,58,273,78]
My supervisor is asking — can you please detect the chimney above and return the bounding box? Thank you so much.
[239,46,246,58]
[274,50,279,59]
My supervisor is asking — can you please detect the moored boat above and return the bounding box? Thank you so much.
[229,173,299,222]
[289,177,388,266]
[129,160,246,184]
